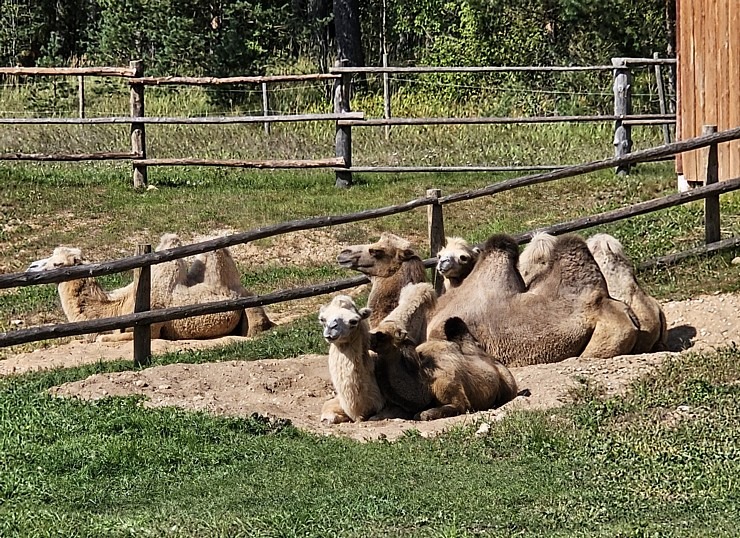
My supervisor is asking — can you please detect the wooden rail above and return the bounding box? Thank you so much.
[0,151,139,162]
[0,66,137,77]
[131,73,340,85]
[0,112,364,125]
[338,114,674,127]
[133,157,345,169]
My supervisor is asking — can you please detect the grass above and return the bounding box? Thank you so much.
[1,344,740,537]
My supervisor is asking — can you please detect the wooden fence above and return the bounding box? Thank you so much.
[1,125,739,365]
[0,58,675,188]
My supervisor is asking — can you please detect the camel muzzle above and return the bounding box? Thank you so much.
[337,250,360,268]
[437,257,453,274]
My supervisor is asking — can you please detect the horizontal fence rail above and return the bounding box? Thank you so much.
[0,112,363,125]
[131,73,340,85]
[337,114,675,127]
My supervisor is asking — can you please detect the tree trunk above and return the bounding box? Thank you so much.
[333,0,365,68]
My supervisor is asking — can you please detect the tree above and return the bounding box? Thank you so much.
[333,0,364,67]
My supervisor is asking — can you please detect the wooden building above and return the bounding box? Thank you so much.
[676,0,739,184]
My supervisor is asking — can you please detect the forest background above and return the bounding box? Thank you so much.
[1,0,675,80]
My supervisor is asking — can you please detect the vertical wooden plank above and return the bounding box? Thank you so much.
[261,82,271,135]
[674,0,683,179]
[692,0,706,183]
[680,0,697,182]
[130,60,147,189]
[728,0,740,182]
[703,125,720,244]
[334,67,353,188]
[653,52,671,144]
[78,75,85,119]
[426,189,445,295]
[716,0,730,180]
[133,244,152,367]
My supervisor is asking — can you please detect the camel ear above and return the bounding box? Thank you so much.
[399,248,416,261]
[26,257,50,272]
[359,307,372,320]
[443,317,471,342]
[472,246,481,256]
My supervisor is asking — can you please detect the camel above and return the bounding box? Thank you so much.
[427,233,639,366]
[370,283,517,420]
[435,236,480,292]
[337,232,427,328]
[586,233,667,352]
[318,295,384,423]
[27,236,274,342]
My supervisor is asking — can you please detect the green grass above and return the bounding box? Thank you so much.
[2,344,740,537]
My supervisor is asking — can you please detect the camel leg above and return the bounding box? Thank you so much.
[246,306,275,336]
[581,299,638,358]
[320,397,351,424]
[416,378,471,421]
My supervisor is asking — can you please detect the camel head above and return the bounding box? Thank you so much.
[369,321,411,354]
[337,232,419,277]
[27,247,83,272]
[436,236,480,282]
[318,295,372,344]
[586,233,631,268]
[156,233,183,251]
[519,232,558,286]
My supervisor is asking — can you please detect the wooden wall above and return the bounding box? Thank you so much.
[677,0,740,183]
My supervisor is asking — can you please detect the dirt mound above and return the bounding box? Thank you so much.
[5,292,740,441]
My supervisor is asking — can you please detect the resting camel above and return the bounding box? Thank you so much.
[337,232,427,328]
[318,295,384,423]
[586,233,667,352]
[28,237,273,341]
[372,282,437,346]
[435,236,480,292]
[370,284,518,420]
[427,233,638,366]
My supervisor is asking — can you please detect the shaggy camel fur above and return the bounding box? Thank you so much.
[153,234,274,338]
[337,232,427,328]
[586,233,667,352]
[372,282,437,345]
[370,316,518,420]
[318,295,384,423]
[436,236,480,292]
[427,234,638,366]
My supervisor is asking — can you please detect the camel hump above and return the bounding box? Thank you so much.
[481,234,519,259]
[587,233,630,263]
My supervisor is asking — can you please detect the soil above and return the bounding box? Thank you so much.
[3,289,739,441]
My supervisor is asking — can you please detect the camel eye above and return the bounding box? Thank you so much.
[318,316,326,325]
[459,255,469,263]
[369,248,384,259]
[348,318,359,327]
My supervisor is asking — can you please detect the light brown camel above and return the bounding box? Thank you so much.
[586,233,667,352]
[427,233,639,366]
[435,236,480,292]
[370,286,518,420]
[28,237,273,342]
[337,232,427,328]
[153,234,274,338]
[318,295,384,423]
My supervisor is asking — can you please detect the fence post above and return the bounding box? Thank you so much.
[427,188,445,295]
[262,81,271,135]
[703,125,720,244]
[130,60,147,189]
[334,63,353,188]
[133,244,152,367]
[653,52,671,144]
[383,53,391,140]
[612,58,632,175]
[78,75,85,118]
